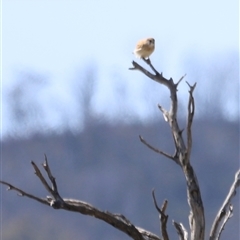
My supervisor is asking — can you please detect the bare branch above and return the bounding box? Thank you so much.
[42,155,65,206]
[130,60,205,239]
[175,74,187,87]
[129,61,156,80]
[172,220,188,240]
[1,159,162,240]
[139,135,178,164]
[142,58,160,75]
[152,190,169,240]
[31,161,53,195]
[158,104,169,122]
[0,180,49,205]
[136,227,162,240]
[160,199,168,214]
[129,61,169,87]
[210,169,240,240]
[186,82,197,163]
[217,204,233,240]
[42,154,57,189]
[31,160,65,208]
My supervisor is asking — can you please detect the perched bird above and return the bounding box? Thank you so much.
[133,38,155,59]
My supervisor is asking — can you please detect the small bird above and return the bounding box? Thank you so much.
[133,38,155,59]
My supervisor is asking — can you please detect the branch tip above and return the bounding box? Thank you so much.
[176,74,186,86]
[152,190,169,240]
[139,136,176,161]
[172,221,188,240]
[161,200,168,213]
[210,168,240,239]
[186,81,197,92]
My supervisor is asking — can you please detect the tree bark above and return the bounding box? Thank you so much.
[130,59,205,239]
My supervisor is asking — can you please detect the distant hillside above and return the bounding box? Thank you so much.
[2,118,239,240]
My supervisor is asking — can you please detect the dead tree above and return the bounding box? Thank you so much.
[1,59,239,240]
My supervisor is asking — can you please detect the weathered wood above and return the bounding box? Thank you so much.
[0,158,161,240]
[209,169,240,240]
[130,59,205,239]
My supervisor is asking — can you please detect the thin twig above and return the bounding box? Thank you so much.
[172,221,188,240]
[41,155,64,205]
[158,104,169,122]
[129,61,169,87]
[139,135,178,164]
[1,159,161,240]
[152,190,169,240]
[160,200,168,214]
[186,82,197,163]
[142,58,160,75]
[42,154,56,189]
[129,61,156,79]
[0,180,49,205]
[176,74,187,87]
[31,161,54,195]
[210,169,240,239]
[217,204,233,240]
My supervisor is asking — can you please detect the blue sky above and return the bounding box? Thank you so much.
[1,0,239,138]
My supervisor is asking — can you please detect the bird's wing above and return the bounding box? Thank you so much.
[135,40,148,50]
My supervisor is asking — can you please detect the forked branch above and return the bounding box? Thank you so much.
[186,81,197,161]
[139,135,179,164]
[0,157,160,240]
[1,56,237,240]
[210,169,240,240]
[172,221,188,240]
[152,190,169,240]
[130,58,205,240]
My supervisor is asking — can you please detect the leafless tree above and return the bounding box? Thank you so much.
[1,59,239,240]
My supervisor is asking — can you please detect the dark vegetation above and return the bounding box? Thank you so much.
[2,117,239,239]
